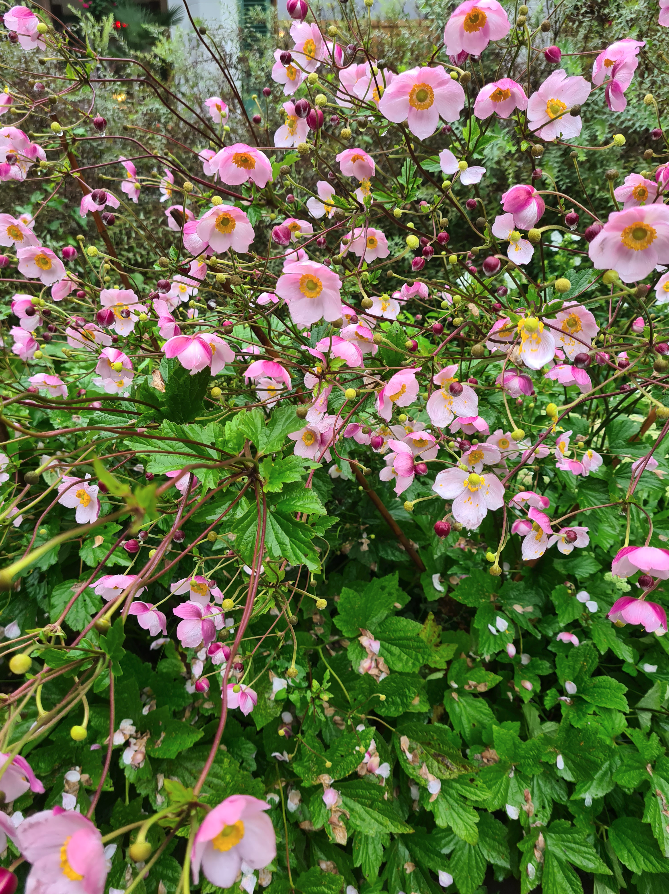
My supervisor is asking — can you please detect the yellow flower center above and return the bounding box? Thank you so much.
[287,221,301,234]
[367,235,378,249]
[372,84,384,103]
[285,114,298,135]
[215,212,236,234]
[286,64,298,80]
[381,299,390,311]
[7,224,22,241]
[463,7,487,31]
[299,273,323,298]
[178,284,188,293]
[468,448,484,465]
[632,184,649,203]
[490,87,511,103]
[34,252,52,271]
[621,222,656,251]
[358,179,372,197]
[212,821,245,852]
[498,438,510,449]
[76,488,91,507]
[465,473,482,491]
[409,83,434,110]
[232,152,255,170]
[521,317,541,333]
[302,38,316,59]
[562,313,581,333]
[388,383,407,402]
[60,838,83,881]
[412,437,429,449]
[603,57,614,67]
[663,281,669,292]
[191,581,208,596]
[546,98,567,119]
[302,430,316,446]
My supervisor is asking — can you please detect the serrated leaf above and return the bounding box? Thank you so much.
[334,573,408,638]
[49,580,102,632]
[296,867,344,894]
[545,821,611,874]
[162,358,210,423]
[338,780,412,833]
[542,850,583,894]
[273,485,326,516]
[258,406,304,454]
[353,832,385,880]
[609,817,667,874]
[579,677,628,712]
[448,837,486,894]
[428,784,480,844]
[260,455,316,492]
[377,616,433,672]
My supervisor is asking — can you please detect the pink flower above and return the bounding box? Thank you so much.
[378,65,465,139]
[631,456,660,478]
[432,467,504,529]
[341,227,389,262]
[380,436,436,494]
[282,217,313,242]
[91,575,145,602]
[245,359,292,389]
[516,316,555,369]
[307,180,336,218]
[0,212,39,247]
[548,526,589,554]
[288,420,334,461]
[545,363,592,393]
[0,126,45,181]
[99,288,147,336]
[0,93,12,115]
[271,50,305,94]
[174,602,220,648]
[487,429,521,457]
[196,205,255,254]
[165,204,194,231]
[17,246,65,286]
[516,506,553,559]
[656,272,669,304]
[165,470,200,494]
[556,632,580,646]
[158,167,174,202]
[444,0,510,55]
[661,0,669,26]
[276,260,343,327]
[547,302,598,359]
[204,96,228,122]
[450,415,489,436]
[496,369,534,396]
[322,787,340,807]
[0,752,44,800]
[119,157,140,202]
[290,22,324,71]
[171,575,222,605]
[95,347,134,382]
[341,322,377,355]
[427,365,478,427]
[163,333,234,375]
[3,6,45,50]
[510,491,550,510]
[191,795,275,887]
[66,322,111,351]
[377,367,420,421]
[336,147,375,181]
[474,78,527,119]
[51,275,77,301]
[58,476,100,524]
[462,442,501,472]
[11,326,37,360]
[439,150,486,184]
[614,173,657,208]
[368,294,401,319]
[80,190,119,217]
[501,185,545,229]
[588,204,669,283]
[274,101,309,147]
[612,545,669,579]
[310,335,363,367]
[226,683,258,715]
[129,602,167,636]
[12,294,40,331]
[608,596,667,634]
[492,213,534,265]
[213,144,273,188]
[527,70,591,140]
[29,373,67,398]
[592,40,644,112]
[16,808,107,894]
[401,281,428,300]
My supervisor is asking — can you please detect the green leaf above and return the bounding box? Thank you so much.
[542,850,583,894]
[429,784,480,844]
[449,570,497,607]
[161,746,264,806]
[338,780,412,833]
[444,690,496,746]
[273,485,326,516]
[334,573,408,638]
[579,677,628,712]
[230,505,321,571]
[162,358,210,423]
[296,867,344,894]
[377,617,433,672]
[49,580,102,632]
[260,455,317,492]
[258,406,304,454]
[145,718,204,759]
[80,524,130,568]
[545,821,611,874]
[550,585,584,625]
[448,837,487,894]
[609,817,667,873]
[99,618,126,676]
[590,619,637,663]
[353,832,385,880]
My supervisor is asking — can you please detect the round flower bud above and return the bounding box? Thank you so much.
[316,598,327,610]
[511,429,525,440]
[94,618,111,634]
[286,666,299,679]
[123,539,140,554]
[605,168,618,181]
[50,122,62,134]
[434,520,451,538]
[448,255,458,265]
[222,598,235,611]
[573,352,590,369]
[638,574,654,589]
[644,94,655,105]
[296,405,308,419]
[612,133,625,146]
[544,45,562,63]
[195,678,210,694]
[344,388,357,400]
[286,0,308,20]
[93,115,107,132]
[361,296,374,309]
[272,224,292,246]
[449,381,463,396]
[471,344,485,359]
[584,222,603,242]
[263,86,272,97]
[618,357,630,370]
[70,725,88,741]
[9,654,32,675]
[405,339,418,352]
[182,181,194,192]
[293,98,311,119]
[0,869,18,894]
[129,840,153,863]
[86,245,98,257]
[482,255,501,275]
[540,19,551,30]
[412,257,426,272]
[403,501,414,512]
[656,343,669,355]
[531,144,544,158]
[211,387,222,399]
[307,108,324,130]
[432,322,444,335]
[406,234,419,249]
[602,269,619,285]
[340,127,352,140]
[554,278,571,293]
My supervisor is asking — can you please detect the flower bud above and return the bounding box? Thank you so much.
[555,277,571,293]
[92,115,107,132]
[482,256,501,275]
[618,357,630,370]
[287,0,308,19]
[271,224,292,246]
[414,461,428,476]
[195,678,210,693]
[564,211,579,229]
[96,307,115,327]
[91,189,107,205]
[280,50,292,65]
[263,86,272,96]
[656,343,669,355]
[0,868,18,894]
[101,212,115,225]
[544,45,561,63]
[252,113,262,124]
[449,381,463,396]
[294,98,311,118]
[583,222,602,242]
[466,198,477,210]
[506,643,516,658]
[62,245,77,261]
[157,279,171,293]
[370,435,384,450]
[8,31,18,43]
[638,574,654,589]
[412,257,426,272]
[432,322,444,335]
[436,231,450,245]
[434,520,451,538]
[573,352,590,368]
[123,539,140,554]
[306,107,324,130]
[564,529,578,543]
[605,168,618,181]
[405,339,418,352]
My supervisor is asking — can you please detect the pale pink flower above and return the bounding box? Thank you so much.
[57,475,100,524]
[276,260,342,327]
[379,66,465,139]
[0,126,45,181]
[341,322,378,355]
[128,602,167,636]
[307,180,336,219]
[379,436,434,494]
[226,683,258,715]
[501,184,545,229]
[632,316,645,333]
[91,575,145,602]
[556,632,580,646]
[613,545,669,579]
[289,22,324,71]
[199,148,218,179]
[474,78,527,119]
[16,808,107,894]
[80,190,120,217]
[322,787,340,807]
[256,292,279,306]
[486,429,521,457]
[516,507,553,560]
[245,360,292,389]
[163,332,233,375]
[377,368,420,422]
[336,147,375,181]
[462,442,501,472]
[631,456,660,478]
[119,157,140,202]
[165,205,194,232]
[288,420,334,461]
[11,326,37,360]
[432,466,504,529]
[661,0,669,26]
[608,596,667,633]
[29,373,67,398]
[341,227,389,262]
[509,491,550,510]
[214,143,273,188]
[486,317,515,353]
[274,101,309,147]
[172,575,222,605]
[0,93,11,115]
[0,212,39,247]
[0,752,44,800]
[527,70,591,140]
[496,369,534,397]
[95,348,134,384]
[515,316,555,369]
[271,50,305,94]
[0,453,10,484]
[204,96,228,123]
[450,415,489,436]
[51,275,78,302]
[17,245,65,286]
[283,217,313,242]
[12,294,40,331]
[400,281,428,300]
[443,0,510,56]
[426,365,478,427]
[310,335,363,367]
[353,65,395,106]
[592,40,644,112]
[588,204,669,283]
[66,322,111,351]
[165,470,200,494]
[368,294,401,319]
[100,288,147,337]
[196,205,255,254]
[544,363,592,393]
[614,173,657,209]
[554,430,572,461]
[3,6,45,50]
[158,166,174,202]
[191,795,275,888]
[492,213,534,265]
[547,302,598,359]
[174,602,220,648]
[548,526,589,554]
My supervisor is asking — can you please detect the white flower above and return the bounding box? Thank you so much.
[438,872,453,888]
[576,590,590,603]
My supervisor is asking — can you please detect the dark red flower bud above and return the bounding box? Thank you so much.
[280,50,292,65]
[406,339,418,352]
[564,529,578,543]
[584,222,603,242]
[62,245,77,260]
[174,531,186,543]
[468,265,477,274]
[412,257,426,272]
[0,868,18,894]
[657,343,669,355]
[449,381,463,396]
[496,286,508,297]
[272,224,292,246]
[565,211,579,229]
[458,439,471,451]
[91,189,107,205]
[96,307,115,327]
[330,115,340,125]
[370,435,384,450]
[466,198,477,210]
[307,107,324,130]
[414,462,428,476]
[8,31,18,43]
[432,322,444,335]
[93,115,107,132]
[262,86,272,97]
[76,388,86,396]
[76,290,87,299]
[316,235,326,248]
[322,257,332,266]
[531,168,543,180]
[101,212,115,225]
[618,358,630,370]
[468,377,478,384]
[145,472,154,481]
[0,256,8,269]
[287,0,308,19]
[195,678,210,693]
[482,256,501,275]
[422,244,434,258]
[252,113,262,124]
[97,481,109,494]
[286,193,295,204]
[492,301,503,311]
[23,305,36,317]
[573,352,590,368]
[651,128,663,140]
[26,385,38,394]
[638,574,654,589]
[157,279,171,293]
[544,45,561,63]
[436,231,450,245]
[123,539,140,554]
[434,520,451,538]
[294,98,311,118]
[419,237,429,247]
[138,530,148,541]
